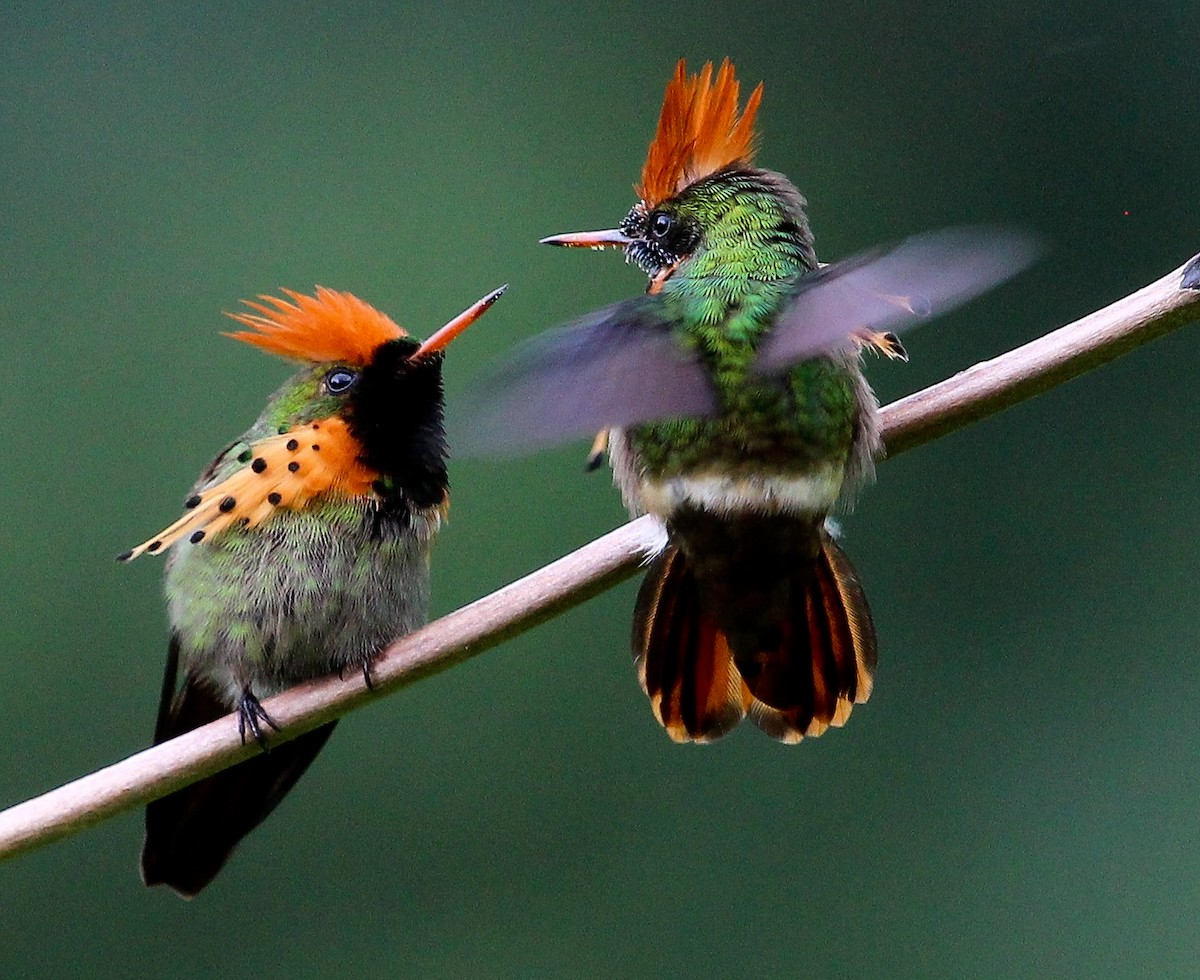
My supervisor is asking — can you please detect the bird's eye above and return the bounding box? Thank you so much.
[325,368,357,394]
[650,211,674,238]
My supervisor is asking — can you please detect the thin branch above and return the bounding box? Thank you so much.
[884,254,1200,455]
[2,253,1198,863]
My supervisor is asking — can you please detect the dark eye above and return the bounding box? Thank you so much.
[325,367,357,394]
[650,211,673,238]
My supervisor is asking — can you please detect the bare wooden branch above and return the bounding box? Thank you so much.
[883,258,1200,455]
[0,517,666,860]
[1,253,1197,863]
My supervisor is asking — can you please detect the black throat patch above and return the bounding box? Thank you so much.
[346,338,449,514]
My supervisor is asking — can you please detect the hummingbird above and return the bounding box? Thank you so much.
[458,60,1036,744]
[120,283,505,896]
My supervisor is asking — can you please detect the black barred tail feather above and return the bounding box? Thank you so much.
[632,532,877,744]
[141,638,336,897]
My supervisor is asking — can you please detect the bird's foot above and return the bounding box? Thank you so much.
[337,654,378,690]
[237,688,280,751]
[360,652,377,692]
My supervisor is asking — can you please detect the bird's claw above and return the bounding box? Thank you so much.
[237,688,280,751]
[337,656,376,690]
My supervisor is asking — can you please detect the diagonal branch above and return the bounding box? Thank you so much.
[1,252,1198,863]
[884,252,1200,455]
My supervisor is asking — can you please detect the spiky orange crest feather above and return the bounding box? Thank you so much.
[225,286,406,365]
[636,58,763,208]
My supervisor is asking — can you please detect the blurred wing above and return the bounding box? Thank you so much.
[754,226,1043,374]
[451,297,718,456]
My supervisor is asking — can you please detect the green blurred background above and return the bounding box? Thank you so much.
[2,1,1199,976]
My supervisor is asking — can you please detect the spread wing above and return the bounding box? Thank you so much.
[120,417,376,561]
[753,226,1043,374]
[449,297,718,456]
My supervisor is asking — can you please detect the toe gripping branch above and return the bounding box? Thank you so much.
[237,689,281,750]
[336,653,377,691]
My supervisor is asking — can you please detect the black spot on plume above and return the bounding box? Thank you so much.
[346,338,449,512]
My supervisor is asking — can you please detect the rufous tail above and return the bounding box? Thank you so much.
[631,531,877,743]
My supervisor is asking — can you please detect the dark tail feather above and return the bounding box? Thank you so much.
[632,546,751,743]
[743,531,877,742]
[632,533,877,745]
[141,638,336,897]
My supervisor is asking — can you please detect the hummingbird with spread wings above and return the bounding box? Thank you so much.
[122,283,504,896]
[460,60,1036,744]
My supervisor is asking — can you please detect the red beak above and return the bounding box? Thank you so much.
[411,284,508,360]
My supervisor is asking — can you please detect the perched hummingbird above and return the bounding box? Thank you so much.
[459,60,1036,743]
[121,283,505,896]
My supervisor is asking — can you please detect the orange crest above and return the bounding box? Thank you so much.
[636,59,763,208]
[225,286,406,365]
